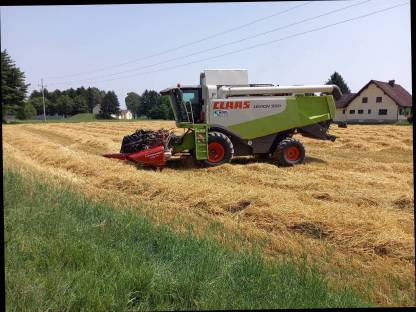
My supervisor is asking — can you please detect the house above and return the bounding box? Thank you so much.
[94,105,133,119]
[334,80,412,123]
[119,109,133,120]
[92,104,101,115]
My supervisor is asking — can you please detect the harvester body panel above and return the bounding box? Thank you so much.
[207,95,335,139]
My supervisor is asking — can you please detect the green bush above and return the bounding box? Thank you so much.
[16,102,37,120]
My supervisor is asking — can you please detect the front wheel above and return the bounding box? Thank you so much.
[275,138,305,166]
[203,132,234,167]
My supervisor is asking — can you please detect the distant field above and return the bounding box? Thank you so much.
[2,121,414,306]
[4,113,154,124]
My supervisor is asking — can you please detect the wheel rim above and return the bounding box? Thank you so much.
[285,146,301,161]
[208,142,225,163]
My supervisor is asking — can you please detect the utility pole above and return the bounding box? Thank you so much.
[39,79,47,122]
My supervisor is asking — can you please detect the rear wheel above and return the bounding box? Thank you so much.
[275,138,305,166]
[203,132,234,167]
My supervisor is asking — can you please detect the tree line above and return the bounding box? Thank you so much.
[125,91,174,120]
[29,87,106,117]
[2,50,174,121]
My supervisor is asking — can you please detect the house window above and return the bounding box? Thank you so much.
[358,109,364,114]
[342,109,346,114]
[378,109,387,115]
[368,109,371,114]
[362,97,368,103]
[349,110,355,114]
[376,97,382,103]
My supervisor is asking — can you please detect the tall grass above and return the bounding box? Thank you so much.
[4,169,368,310]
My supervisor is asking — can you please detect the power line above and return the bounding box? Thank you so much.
[48,0,371,86]
[44,1,313,80]
[49,1,409,87]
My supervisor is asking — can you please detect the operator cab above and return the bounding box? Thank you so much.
[160,85,203,124]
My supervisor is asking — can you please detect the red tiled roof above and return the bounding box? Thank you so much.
[335,80,412,108]
[372,80,412,107]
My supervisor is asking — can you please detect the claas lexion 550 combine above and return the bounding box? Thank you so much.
[104,69,341,168]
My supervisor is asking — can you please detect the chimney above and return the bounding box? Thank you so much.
[388,80,395,87]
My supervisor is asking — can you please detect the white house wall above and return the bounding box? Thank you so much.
[334,108,347,122]
[92,104,101,115]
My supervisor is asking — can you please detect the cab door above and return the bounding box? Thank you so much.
[180,88,203,123]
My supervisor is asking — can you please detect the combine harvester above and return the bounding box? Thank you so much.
[104,69,341,168]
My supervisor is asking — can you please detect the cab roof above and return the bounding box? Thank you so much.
[160,85,200,95]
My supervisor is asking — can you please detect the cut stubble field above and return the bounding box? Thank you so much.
[2,121,414,306]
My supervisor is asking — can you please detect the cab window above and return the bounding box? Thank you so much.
[182,90,199,105]
[181,88,202,123]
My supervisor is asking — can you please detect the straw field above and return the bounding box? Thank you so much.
[2,121,414,306]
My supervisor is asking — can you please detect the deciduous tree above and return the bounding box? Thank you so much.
[28,96,49,115]
[125,92,141,118]
[16,102,37,120]
[87,87,104,113]
[100,91,120,119]
[73,95,89,114]
[56,95,74,117]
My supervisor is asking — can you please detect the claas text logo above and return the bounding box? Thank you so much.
[212,101,251,110]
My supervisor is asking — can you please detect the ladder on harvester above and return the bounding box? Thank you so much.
[194,125,208,160]
[183,101,208,160]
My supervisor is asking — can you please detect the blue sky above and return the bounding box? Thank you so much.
[1,1,411,109]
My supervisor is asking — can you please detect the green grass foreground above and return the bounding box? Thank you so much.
[4,169,370,310]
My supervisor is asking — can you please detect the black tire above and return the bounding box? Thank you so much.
[203,132,234,167]
[275,138,305,166]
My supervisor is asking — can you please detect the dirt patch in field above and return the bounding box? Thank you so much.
[288,221,332,239]
[313,193,332,201]
[392,196,414,210]
[226,200,252,213]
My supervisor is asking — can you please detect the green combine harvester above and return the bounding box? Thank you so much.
[104,69,341,168]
